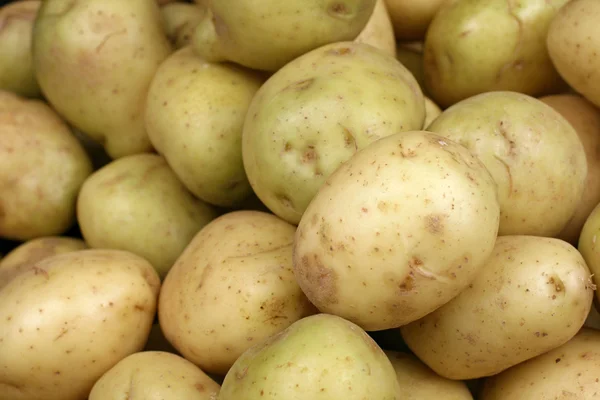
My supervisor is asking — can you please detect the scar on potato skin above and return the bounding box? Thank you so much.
[297,253,338,305]
[424,214,446,235]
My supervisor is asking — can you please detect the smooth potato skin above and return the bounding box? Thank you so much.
[423,96,442,127]
[0,249,160,400]
[578,202,600,305]
[355,0,396,57]
[384,0,446,40]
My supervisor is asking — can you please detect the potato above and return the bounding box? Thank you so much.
[0,249,160,400]
[191,0,377,71]
[578,201,600,305]
[89,351,220,400]
[424,0,569,108]
[294,130,500,330]
[145,47,264,208]
[77,153,217,279]
[423,96,442,127]
[385,0,446,40]
[243,41,425,225]
[355,0,396,57]
[427,91,587,237]
[480,328,600,399]
[539,94,600,245]
[219,314,402,400]
[0,91,93,241]
[159,211,317,376]
[547,0,600,108]
[0,236,87,290]
[160,2,205,49]
[0,1,41,98]
[32,0,173,159]
[385,351,473,400]
[395,41,427,92]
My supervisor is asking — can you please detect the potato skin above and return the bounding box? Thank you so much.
[293,130,500,330]
[578,202,600,305]
[0,249,160,400]
[355,0,396,57]
[384,0,446,40]
[401,236,594,380]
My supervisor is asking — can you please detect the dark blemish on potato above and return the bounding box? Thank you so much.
[377,201,388,212]
[284,142,292,152]
[398,274,415,291]
[297,253,338,305]
[195,383,205,392]
[555,358,561,363]
[424,214,446,234]
[283,78,315,92]
[327,46,353,56]
[548,275,565,294]
[54,328,69,341]
[398,143,416,158]
[134,304,145,311]
[534,332,549,337]
[32,266,50,279]
[361,207,368,213]
[195,264,214,292]
[302,145,317,163]
[340,125,357,151]
[497,120,517,156]
[276,193,293,210]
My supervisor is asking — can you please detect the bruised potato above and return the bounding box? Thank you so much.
[355,0,396,57]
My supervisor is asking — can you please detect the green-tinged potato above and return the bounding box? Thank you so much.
[89,351,220,400]
[355,0,396,57]
[424,96,442,127]
[219,314,402,400]
[547,0,600,108]
[191,0,377,71]
[386,351,473,399]
[146,47,263,208]
[32,0,173,159]
[294,130,500,330]
[395,41,426,92]
[77,153,217,279]
[243,41,425,224]
[480,328,600,399]
[427,91,587,237]
[159,211,317,376]
[578,201,600,305]
[0,91,93,241]
[424,0,569,108]
[401,236,594,380]
[0,236,87,290]
[160,2,205,49]
[539,94,600,245]
[0,249,160,400]
[0,1,42,97]
[385,0,446,40]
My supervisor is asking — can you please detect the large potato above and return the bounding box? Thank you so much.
[32,0,173,158]
[160,2,205,49]
[159,211,317,376]
[578,201,600,305]
[480,328,600,399]
[424,0,568,108]
[547,0,600,108]
[355,0,396,57]
[293,130,500,330]
[146,47,264,208]
[385,0,446,40]
[401,236,594,380]
[0,249,160,400]
[89,351,220,400]
[77,153,217,279]
[427,91,587,237]
[0,91,93,241]
[243,41,425,225]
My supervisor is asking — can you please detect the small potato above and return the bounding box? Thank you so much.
[578,202,600,305]
[159,211,317,376]
[355,0,396,57]
[547,0,600,108]
[0,249,160,400]
[0,236,87,289]
[401,236,594,380]
[385,0,446,40]
[480,328,600,399]
[386,351,473,400]
[423,96,442,128]
[89,351,220,400]
[293,130,500,330]
[160,2,205,49]
[427,91,587,237]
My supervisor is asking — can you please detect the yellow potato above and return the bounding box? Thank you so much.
[89,351,220,400]
[401,236,594,380]
[160,2,206,49]
[578,201,600,305]
[355,0,396,57]
[423,96,442,127]
[0,249,160,400]
[385,0,446,40]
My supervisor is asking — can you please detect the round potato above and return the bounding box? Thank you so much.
[355,0,396,57]
[427,91,587,237]
[0,249,160,400]
[547,0,600,108]
[293,130,500,331]
[159,211,317,376]
[160,2,206,49]
[0,91,93,241]
[385,0,446,40]
[0,236,87,290]
[578,201,600,305]
[480,328,600,399]
[89,351,220,400]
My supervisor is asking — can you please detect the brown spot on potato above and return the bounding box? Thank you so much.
[134,304,145,311]
[195,383,205,392]
[297,253,338,305]
[327,46,353,55]
[341,126,357,150]
[548,275,565,294]
[284,78,314,92]
[424,214,446,234]
[399,274,415,291]
[32,266,50,279]
[54,328,69,341]
[236,367,249,380]
[302,145,317,163]
[398,143,417,158]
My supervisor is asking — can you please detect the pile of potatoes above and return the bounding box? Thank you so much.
[2,0,600,399]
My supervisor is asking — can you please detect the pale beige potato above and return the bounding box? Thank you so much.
[243,41,425,224]
[385,0,446,40]
[547,0,600,108]
[32,0,173,158]
[146,47,264,208]
[0,1,41,97]
[424,0,569,108]
[427,91,587,237]
[480,328,600,399]
[386,351,473,400]
[0,91,93,241]
[77,153,217,279]
[0,236,87,289]
[424,96,442,127]
[160,2,205,49]
[578,201,600,305]
[539,94,600,245]
[89,351,220,400]
[355,0,396,57]
[192,0,377,71]
[293,130,500,330]
[159,211,317,376]
[396,41,426,92]
[0,249,160,400]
